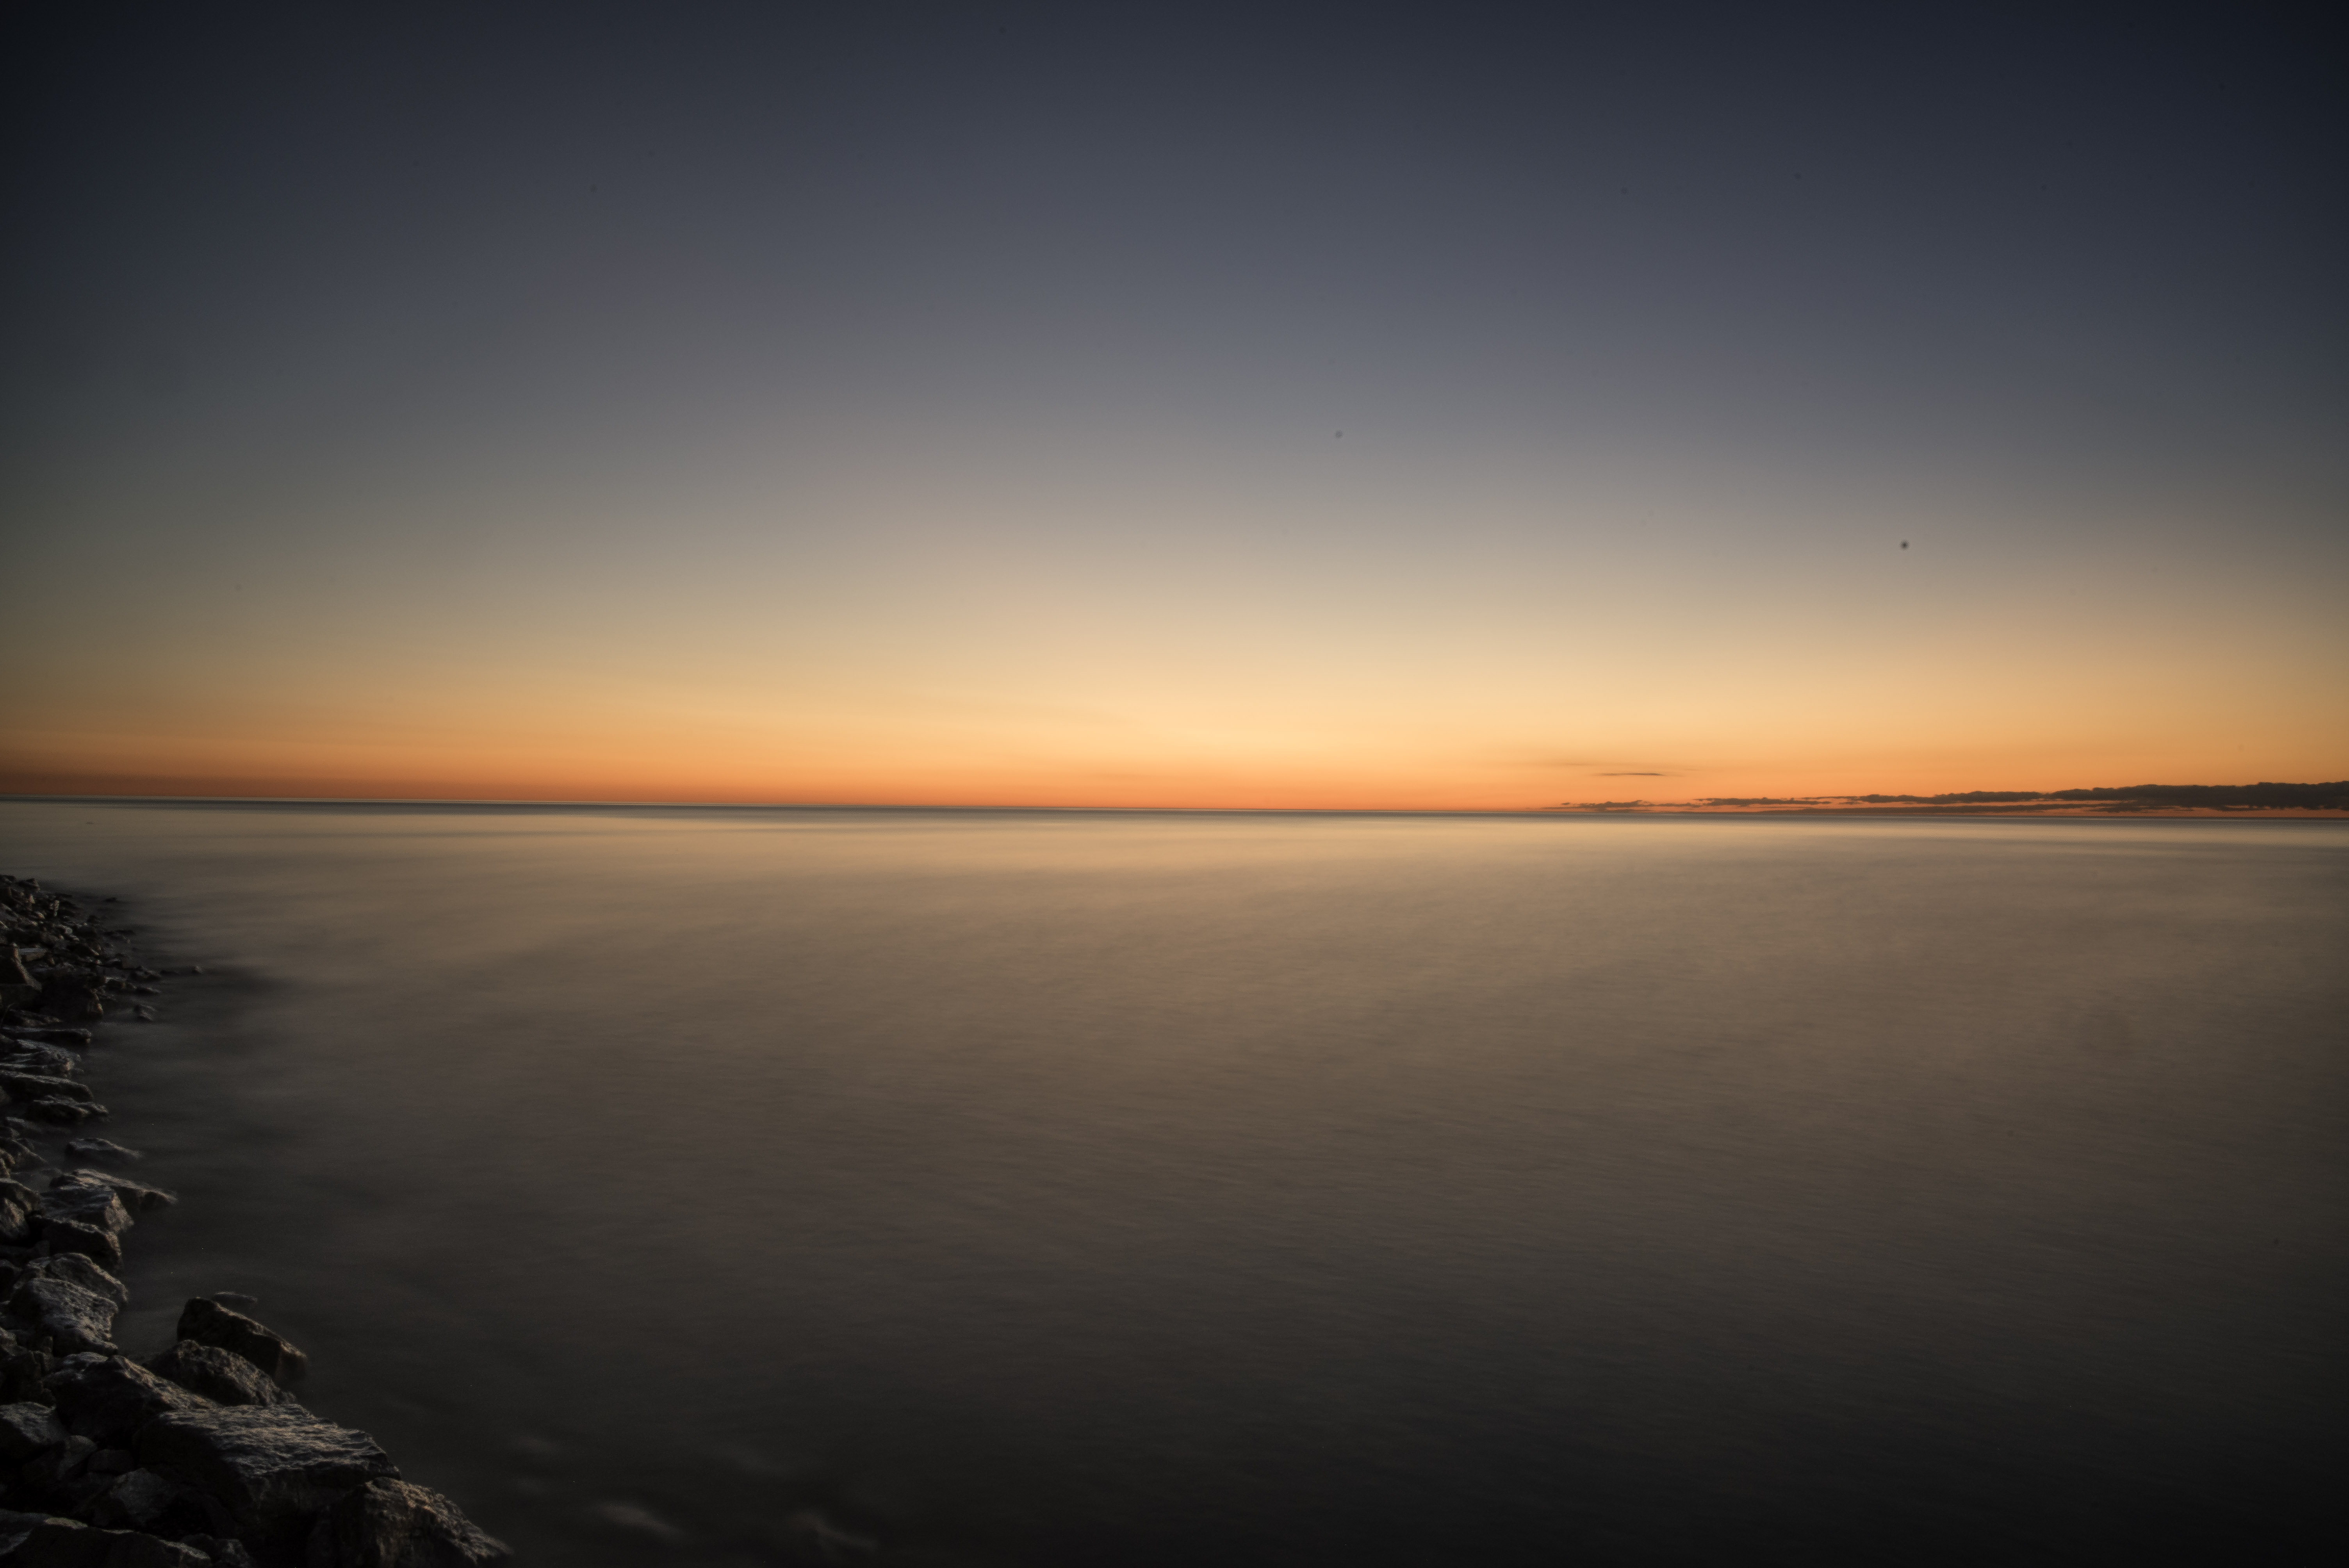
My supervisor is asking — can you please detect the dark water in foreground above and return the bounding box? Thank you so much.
[1,802,2342,1564]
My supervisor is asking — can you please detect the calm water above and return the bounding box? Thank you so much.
[2,801,2343,1564]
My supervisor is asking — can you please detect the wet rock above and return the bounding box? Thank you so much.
[6,1032,90,1050]
[134,1406,394,1545]
[57,1175,173,1218]
[0,1074,94,1107]
[8,1276,120,1356]
[175,1303,307,1388]
[32,982,101,1024]
[304,1478,512,1567]
[26,1101,105,1128]
[0,1513,210,1564]
[59,1144,139,1168]
[0,1400,66,1461]
[44,1356,215,1443]
[2,1037,79,1067]
[39,1182,131,1238]
[0,951,38,1013]
[35,1222,121,1270]
[143,1344,294,1409]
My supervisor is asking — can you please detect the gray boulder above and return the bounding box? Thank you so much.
[134,1406,395,1541]
[35,1221,122,1270]
[19,1256,130,1310]
[303,1479,512,1567]
[0,1073,94,1105]
[175,1301,307,1388]
[143,1343,295,1409]
[40,1180,131,1236]
[57,1173,174,1217]
[8,1277,121,1356]
[0,1399,65,1461]
[84,1466,237,1541]
[0,1178,39,1245]
[44,1356,216,1443]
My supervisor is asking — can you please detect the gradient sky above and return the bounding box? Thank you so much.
[5,2,2342,808]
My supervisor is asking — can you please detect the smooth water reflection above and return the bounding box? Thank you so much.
[2,802,2342,1564]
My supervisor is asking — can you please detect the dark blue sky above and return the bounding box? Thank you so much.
[5,2,2342,803]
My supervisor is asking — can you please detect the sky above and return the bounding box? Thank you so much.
[4,1,2342,809]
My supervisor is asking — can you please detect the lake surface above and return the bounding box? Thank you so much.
[2,801,2342,1564]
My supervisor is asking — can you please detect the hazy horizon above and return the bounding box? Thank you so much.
[6,3,2342,807]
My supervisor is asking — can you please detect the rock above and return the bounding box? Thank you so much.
[0,1180,39,1245]
[175,1302,307,1388]
[0,1400,66,1461]
[57,1174,173,1217]
[26,1101,104,1128]
[84,1467,236,1541]
[1,1349,56,1403]
[0,1074,94,1106]
[19,1256,131,1312]
[1,1044,79,1076]
[32,981,102,1025]
[0,1513,210,1564]
[7,1031,90,1049]
[304,1478,513,1567]
[8,1276,121,1356]
[182,1540,257,1568]
[35,1222,121,1270]
[39,1181,131,1237]
[43,1356,215,1442]
[143,1344,294,1409]
[59,1143,139,1167]
[134,1406,395,1545]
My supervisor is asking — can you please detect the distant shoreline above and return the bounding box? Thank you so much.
[1543,803,2349,818]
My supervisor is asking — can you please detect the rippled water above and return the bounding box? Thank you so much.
[2,800,2342,1564]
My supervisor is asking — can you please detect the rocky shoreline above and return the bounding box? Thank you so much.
[0,873,508,1567]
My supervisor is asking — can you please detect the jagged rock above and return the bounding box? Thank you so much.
[2,1349,56,1404]
[57,1175,173,1217]
[44,1356,216,1442]
[175,1303,307,1388]
[0,1400,65,1461]
[0,1179,39,1245]
[19,1256,131,1312]
[18,1431,97,1493]
[59,1143,139,1167]
[0,1074,94,1106]
[26,1101,104,1128]
[8,1277,120,1356]
[35,1222,121,1270]
[181,1539,256,1568]
[143,1344,294,1409]
[84,1466,235,1541]
[0,1513,210,1564]
[1,1044,79,1076]
[303,1478,512,1567]
[40,1181,130,1237]
[7,1032,90,1050]
[134,1406,395,1544]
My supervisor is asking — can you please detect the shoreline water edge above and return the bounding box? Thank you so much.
[0,873,509,1567]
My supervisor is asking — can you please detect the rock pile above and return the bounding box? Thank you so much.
[0,875,509,1566]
